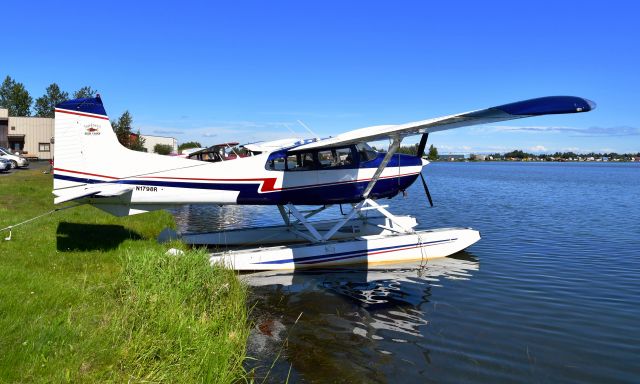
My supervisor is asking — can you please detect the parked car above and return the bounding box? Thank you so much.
[0,146,29,169]
[0,157,11,172]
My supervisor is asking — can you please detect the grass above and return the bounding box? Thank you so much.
[0,168,249,383]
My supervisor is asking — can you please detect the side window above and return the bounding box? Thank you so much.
[317,147,357,169]
[287,152,316,171]
[301,152,315,169]
[286,154,298,170]
[317,150,333,168]
[334,147,354,167]
[266,152,286,170]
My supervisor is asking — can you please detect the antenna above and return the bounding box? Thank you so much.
[283,123,298,136]
[297,120,320,141]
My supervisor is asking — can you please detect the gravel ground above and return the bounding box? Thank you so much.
[0,160,50,176]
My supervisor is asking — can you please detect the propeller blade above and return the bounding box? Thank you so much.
[420,172,434,207]
[416,133,429,158]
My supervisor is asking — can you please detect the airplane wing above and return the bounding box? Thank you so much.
[242,138,309,153]
[291,96,596,151]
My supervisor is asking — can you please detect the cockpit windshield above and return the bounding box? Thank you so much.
[187,143,244,163]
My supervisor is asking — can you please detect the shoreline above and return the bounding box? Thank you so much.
[0,169,249,382]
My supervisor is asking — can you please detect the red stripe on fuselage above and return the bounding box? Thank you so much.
[54,168,119,180]
[55,109,110,120]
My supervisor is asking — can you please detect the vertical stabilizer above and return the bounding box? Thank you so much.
[54,96,127,190]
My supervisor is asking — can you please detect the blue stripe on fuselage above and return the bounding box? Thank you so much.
[53,172,421,205]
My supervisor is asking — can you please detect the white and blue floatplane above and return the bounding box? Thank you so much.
[52,95,595,270]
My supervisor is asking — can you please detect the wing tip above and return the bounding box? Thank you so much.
[495,96,596,116]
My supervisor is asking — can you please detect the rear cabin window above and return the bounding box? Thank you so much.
[267,152,287,170]
[286,152,316,171]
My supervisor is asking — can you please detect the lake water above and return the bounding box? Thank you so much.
[173,162,640,383]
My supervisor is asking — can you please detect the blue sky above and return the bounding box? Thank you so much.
[3,1,639,153]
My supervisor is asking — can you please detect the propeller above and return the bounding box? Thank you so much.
[419,172,434,207]
[416,133,429,157]
[416,133,434,207]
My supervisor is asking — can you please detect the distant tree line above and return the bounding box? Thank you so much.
[0,75,145,151]
[488,150,640,161]
[396,143,439,160]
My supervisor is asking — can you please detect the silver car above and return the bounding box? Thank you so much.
[0,157,11,172]
[0,146,29,168]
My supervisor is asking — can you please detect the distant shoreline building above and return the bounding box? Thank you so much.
[438,153,468,161]
[130,132,178,153]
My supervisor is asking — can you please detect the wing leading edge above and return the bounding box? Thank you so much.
[292,96,596,151]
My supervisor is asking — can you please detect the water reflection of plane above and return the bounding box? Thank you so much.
[245,253,479,382]
[244,252,479,296]
[172,204,277,234]
[245,253,479,332]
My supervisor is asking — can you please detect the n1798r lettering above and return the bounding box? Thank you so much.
[135,186,158,192]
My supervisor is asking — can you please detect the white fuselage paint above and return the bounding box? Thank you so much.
[53,109,423,210]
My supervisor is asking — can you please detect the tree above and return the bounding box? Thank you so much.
[428,144,439,160]
[0,76,15,109]
[504,149,528,159]
[112,111,133,148]
[129,130,146,152]
[0,76,32,116]
[178,141,202,152]
[73,86,97,99]
[398,143,419,155]
[34,83,69,117]
[154,143,173,155]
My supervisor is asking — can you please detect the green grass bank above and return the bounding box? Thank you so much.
[0,168,249,382]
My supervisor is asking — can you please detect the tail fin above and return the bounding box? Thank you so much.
[53,96,129,191]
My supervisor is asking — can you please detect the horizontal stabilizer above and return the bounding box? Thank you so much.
[53,184,133,204]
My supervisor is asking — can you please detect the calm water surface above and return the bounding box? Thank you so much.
[173,162,640,383]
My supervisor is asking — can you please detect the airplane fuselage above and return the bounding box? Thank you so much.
[55,146,424,207]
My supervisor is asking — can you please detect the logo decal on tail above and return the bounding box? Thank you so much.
[84,123,101,135]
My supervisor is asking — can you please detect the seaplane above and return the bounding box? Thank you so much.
[52,95,595,270]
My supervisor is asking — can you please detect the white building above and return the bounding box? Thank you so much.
[140,134,178,154]
[0,108,54,160]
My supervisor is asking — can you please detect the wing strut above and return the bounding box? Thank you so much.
[278,136,414,243]
[362,136,402,198]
